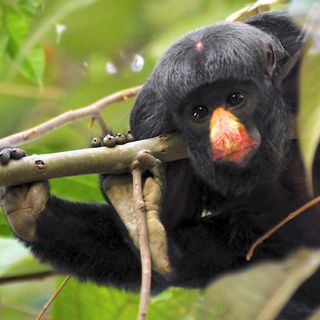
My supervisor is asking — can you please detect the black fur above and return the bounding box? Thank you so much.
[4,11,320,319]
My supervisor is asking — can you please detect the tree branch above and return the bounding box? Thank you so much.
[247,195,320,261]
[132,164,151,320]
[0,135,188,187]
[35,275,71,320]
[0,86,142,148]
[0,271,56,285]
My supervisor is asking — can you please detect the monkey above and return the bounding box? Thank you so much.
[1,10,319,319]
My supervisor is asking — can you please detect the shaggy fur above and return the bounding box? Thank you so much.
[4,11,320,319]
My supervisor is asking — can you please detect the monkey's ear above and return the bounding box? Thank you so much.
[130,86,174,140]
[266,44,276,78]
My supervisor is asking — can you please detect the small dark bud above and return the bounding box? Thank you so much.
[91,137,102,148]
[103,135,116,147]
[115,133,126,145]
[126,130,135,142]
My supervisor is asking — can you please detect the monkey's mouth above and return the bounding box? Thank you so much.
[213,142,259,167]
[209,107,261,167]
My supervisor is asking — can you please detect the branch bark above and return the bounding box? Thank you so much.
[0,135,188,187]
[0,86,142,148]
[0,271,56,285]
[132,165,151,320]
[35,275,71,320]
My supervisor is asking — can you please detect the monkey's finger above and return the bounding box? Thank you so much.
[137,151,159,169]
[11,148,27,160]
[27,181,50,212]
[0,149,12,165]
[137,152,165,188]
[0,187,7,201]
[103,134,117,147]
[127,130,135,142]
[143,177,162,208]
[115,133,127,145]
[90,137,102,148]
[148,163,165,190]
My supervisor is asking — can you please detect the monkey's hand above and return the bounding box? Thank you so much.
[0,147,49,242]
[101,150,171,276]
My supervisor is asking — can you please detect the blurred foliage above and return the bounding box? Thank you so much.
[51,250,320,320]
[0,0,319,319]
[295,0,320,191]
[0,0,45,85]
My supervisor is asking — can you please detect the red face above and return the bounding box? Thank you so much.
[210,107,258,165]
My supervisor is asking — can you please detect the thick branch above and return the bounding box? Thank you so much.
[0,135,188,187]
[0,86,141,148]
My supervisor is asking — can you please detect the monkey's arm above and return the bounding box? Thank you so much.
[167,218,238,287]
[5,192,170,291]
[2,189,147,290]
[0,148,166,291]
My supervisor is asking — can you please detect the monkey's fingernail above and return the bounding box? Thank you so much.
[11,149,26,159]
[115,133,126,145]
[127,130,135,142]
[103,135,116,147]
[91,137,102,148]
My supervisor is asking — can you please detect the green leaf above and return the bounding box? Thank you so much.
[5,7,45,84]
[198,249,320,320]
[20,44,45,85]
[0,210,12,237]
[0,32,9,72]
[5,0,99,81]
[150,288,201,319]
[50,175,103,202]
[52,279,201,320]
[19,0,41,16]
[5,8,29,44]
[52,278,139,320]
[298,40,320,190]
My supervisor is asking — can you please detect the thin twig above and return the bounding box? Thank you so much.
[93,113,110,136]
[35,275,71,320]
[132,166,152,320]
[247,195,320,261]
[0,86,142,148]
[0,271,56,285]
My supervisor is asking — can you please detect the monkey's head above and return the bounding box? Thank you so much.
[131,20,294,196]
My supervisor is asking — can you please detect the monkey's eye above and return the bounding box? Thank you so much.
[192,105,209,120]
[226,92,245,108]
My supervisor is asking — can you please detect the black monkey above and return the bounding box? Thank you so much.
[1,10,320,319]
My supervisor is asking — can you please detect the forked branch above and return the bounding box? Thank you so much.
[0,86,141,148]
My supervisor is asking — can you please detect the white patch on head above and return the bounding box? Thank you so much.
[195,41,204,52]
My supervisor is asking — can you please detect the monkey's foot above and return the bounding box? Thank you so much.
[0,147,49,242]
